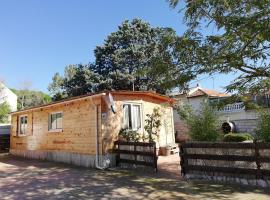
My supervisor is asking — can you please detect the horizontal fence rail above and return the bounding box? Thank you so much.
[180,141,270,179]
[114,141,158,172]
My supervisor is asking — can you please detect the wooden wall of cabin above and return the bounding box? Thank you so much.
[101,94,175,153]
[10,97,102,155]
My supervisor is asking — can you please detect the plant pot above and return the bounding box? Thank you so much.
[165,147,171,156]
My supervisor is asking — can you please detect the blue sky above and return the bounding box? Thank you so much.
[0,0,236,93]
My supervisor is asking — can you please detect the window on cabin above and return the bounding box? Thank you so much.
[19,115,28,135]
[123,104,141,130]
[49,112,63,131]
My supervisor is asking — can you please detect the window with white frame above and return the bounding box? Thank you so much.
[123,103,141,130]
[19,115,28,135]
[49,112,63,131]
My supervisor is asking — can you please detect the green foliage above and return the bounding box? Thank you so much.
[223,133,254,142]
[49,19,195,100]
[256,111,270,142]
[0,102,11,123]
[11,89,51,110]
[177,102,220,141]
[48,64,100,101]
[118,128,141,142]
[168,0,270,94]
[93,18,188,94]
[144,107,162,142]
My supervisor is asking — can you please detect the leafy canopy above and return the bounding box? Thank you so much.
[49,19,196,100]
[93,18,192,94]
[11,89,51,110]
[169,0,270,94]
[48,64,100,101]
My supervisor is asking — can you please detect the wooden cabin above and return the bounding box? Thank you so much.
[10,91,175,168]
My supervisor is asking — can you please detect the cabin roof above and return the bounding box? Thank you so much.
[11,90,174,115]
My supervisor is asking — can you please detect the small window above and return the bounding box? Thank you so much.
[49,112,63,131]
[19,115,28,135]
[123,103,141,130]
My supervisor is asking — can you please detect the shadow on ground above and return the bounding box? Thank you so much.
[0,155,269,200]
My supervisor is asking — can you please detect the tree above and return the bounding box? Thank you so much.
[48,64,100,100]
[93,18,192,94]
[48,19,195,99]
[168,0,270,94]
[0,102,10,124]
[177,102,220,141]
[11,89,51,110]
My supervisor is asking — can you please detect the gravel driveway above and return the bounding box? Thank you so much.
[0,155,269,200]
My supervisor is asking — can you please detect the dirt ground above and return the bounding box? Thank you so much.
[0,154,269,200]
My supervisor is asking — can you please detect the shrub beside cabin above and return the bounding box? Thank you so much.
[10,91,175,168]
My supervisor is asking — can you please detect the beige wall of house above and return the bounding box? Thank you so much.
[102,94,175,153]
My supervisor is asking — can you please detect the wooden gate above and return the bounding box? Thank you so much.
[114,141,158,172]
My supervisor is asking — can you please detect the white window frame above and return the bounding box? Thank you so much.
[48,111,63,132]
[122,103,142,131]
[19,115,28,136]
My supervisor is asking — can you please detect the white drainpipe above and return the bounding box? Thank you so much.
[95,104,106,170]
[88,93,108,170]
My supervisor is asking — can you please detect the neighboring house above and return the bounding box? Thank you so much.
[171,85,230,140]
[10,91,175,168]
[171,85,261,140]
[0,82,17,112]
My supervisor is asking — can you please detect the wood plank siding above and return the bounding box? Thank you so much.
[10,92,174,157]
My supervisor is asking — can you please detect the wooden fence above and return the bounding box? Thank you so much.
[114,141,158,172]
[180,142,270,179]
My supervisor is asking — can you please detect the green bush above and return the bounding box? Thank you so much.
[118,129,141,142]
[177,102,220,142]
[256,111,270,142]
[144,107,162,142]
[223,133,254,142]
[0,102,11,123]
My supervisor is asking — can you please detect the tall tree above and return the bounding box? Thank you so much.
[11,89,51,110]
[48,19,195,100]
[93,18,192,94]
[48,64,100,100]
[168,0,270,94]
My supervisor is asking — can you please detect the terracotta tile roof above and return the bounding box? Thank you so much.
[188,88,230,98]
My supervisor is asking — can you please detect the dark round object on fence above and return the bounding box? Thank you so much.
[221,121,235,133]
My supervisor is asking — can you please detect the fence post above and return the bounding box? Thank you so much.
[115,141,120,167]
[154,142,158,172]
[254,140,262,179]
[134,143,137,164]
[179,142,187,176]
